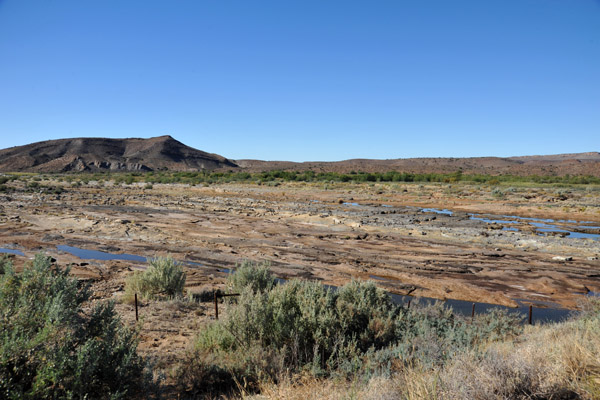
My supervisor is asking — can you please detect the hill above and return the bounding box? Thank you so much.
[237,152,600,177]
[0,136,598,177]
[0,136,238,172]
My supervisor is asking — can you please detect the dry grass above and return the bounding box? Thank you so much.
[243,311,600,400]
[248,369,440,400]
[247,373,388,400]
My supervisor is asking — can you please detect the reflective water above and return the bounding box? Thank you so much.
[388,293,572,323]
[469,215,520,224]
[49,245,577,323]
[421,208,453,216]
[419,207,600,240]
[369,275,393,281]
[0,248,25,256]
[57,245,218,268]
[57,245,147,262]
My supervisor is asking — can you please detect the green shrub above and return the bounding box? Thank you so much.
[226,260,275,294]
[492,188,505,198]
[0,255,9,274]
[186,264,524,393]
[0,254,147,399]
[125,256,186,301]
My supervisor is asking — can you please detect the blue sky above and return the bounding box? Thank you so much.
[0,1,598,162]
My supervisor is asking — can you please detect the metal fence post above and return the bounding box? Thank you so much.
[214,291,219,320]
[134,293,139,322]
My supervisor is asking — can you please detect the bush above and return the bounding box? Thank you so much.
[226,260,275,294]
[178,264,528,397]
[0,254,147,399]
[491,188,505,198]
[125,256,186,301]
[0,255,9,274]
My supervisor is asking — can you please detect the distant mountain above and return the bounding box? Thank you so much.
[237,152,600,177]
[0,136,597,177]
[0,136,238,172]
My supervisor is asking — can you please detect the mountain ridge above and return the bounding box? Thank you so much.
[0,136,598,177]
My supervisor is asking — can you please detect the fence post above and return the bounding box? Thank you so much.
[214,291,219,320]
[134,293,139,322]
[529,305,533,325]
[471,303,475,319]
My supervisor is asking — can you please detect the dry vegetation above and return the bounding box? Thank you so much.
[172,264,600,399]
[4,256,600,399]
[1,173,600,398]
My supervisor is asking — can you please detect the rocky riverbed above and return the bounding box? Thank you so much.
[2,179,600,379]
[2,181,599,310]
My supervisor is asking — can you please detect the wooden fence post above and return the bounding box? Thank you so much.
[134,293,139,322]
[214,291,219,320]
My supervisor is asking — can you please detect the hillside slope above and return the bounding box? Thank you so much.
[0,136,238,172]
[238,152,600,177]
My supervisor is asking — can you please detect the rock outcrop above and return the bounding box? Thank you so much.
[0,136,238,172]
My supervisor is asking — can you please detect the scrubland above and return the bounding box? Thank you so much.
[2,256,600,399]
[1,173,600,398]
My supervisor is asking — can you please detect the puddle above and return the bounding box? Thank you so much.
[565,231,600,240]
[421,208,453,216]
[359,275,570,323]
[469,215,520,224]
[0,248,25,256]
[415,209,600,240]
[340,203,598,240]
[369,275,394,282]
[57,245,147,262]
[513,297,563,309]
[57,245,221,268]
[468,213,600,241]
[388,293,571,323]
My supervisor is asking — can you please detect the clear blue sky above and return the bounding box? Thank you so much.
[0,1,598,162]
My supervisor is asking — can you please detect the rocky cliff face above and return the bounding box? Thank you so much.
[0,136,238,172]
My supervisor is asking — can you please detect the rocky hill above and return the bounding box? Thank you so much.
[237,152,600,177]
[0,136,598,176]
[0,136,238,172]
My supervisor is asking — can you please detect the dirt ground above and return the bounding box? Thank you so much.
[1,179,599,379]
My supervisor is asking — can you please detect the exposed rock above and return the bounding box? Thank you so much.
[552,256,573,262]
[0,135,238,173]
